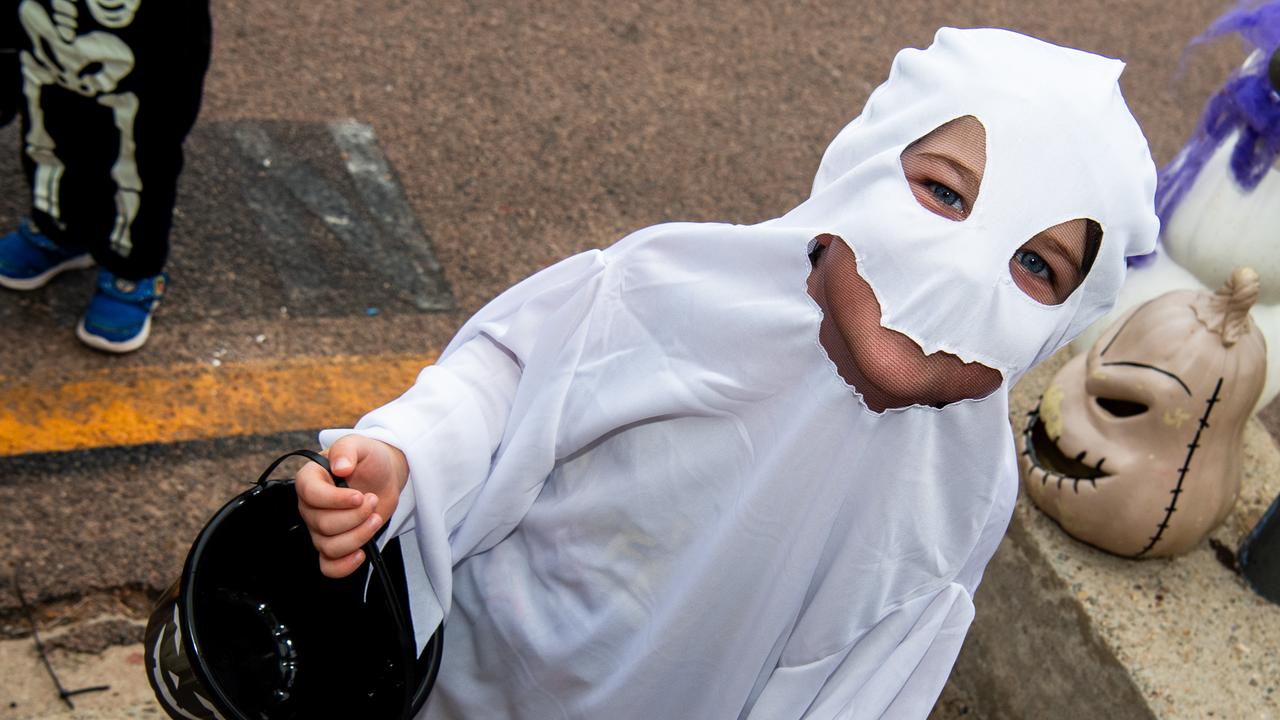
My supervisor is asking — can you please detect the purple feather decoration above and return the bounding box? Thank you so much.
[1134,0,1280,267]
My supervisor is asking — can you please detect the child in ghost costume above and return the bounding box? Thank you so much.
[296,28,1158,719]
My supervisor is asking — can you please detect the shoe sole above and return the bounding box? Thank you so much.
[0,254,95,291]
[76,316,151,354]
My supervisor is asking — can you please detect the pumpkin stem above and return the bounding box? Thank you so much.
[1193,267,1259,347]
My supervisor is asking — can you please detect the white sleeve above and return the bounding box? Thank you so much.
[319,334,522,543]
[318,248,611,649]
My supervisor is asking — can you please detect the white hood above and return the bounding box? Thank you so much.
[779,27,1158,380]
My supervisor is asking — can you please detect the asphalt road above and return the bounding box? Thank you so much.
[0,0,1255,715]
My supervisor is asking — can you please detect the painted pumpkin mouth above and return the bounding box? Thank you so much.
[1020,407,1110,491]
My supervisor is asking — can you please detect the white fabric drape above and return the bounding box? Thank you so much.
[320,27,1158,720]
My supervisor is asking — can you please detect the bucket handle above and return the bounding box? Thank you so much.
[256,448,420,720]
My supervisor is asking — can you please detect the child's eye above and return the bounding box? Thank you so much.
[926,182,965,213]
[1014,249,1052,280]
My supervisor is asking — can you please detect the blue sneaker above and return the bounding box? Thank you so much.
[0,220,94,290]
[76,270,167,353]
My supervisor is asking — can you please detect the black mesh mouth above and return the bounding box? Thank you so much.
[1023,409,1110,482]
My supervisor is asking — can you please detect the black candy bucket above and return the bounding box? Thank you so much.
[144,450,443,719]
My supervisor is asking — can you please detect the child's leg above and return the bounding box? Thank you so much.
[96,0,211,281]
[56,0,213,281]
[0,9,17,129]
[71,0,211,352]
[8,0,211,350]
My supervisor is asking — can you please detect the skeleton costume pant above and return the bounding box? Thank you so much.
[1,12,18,128]
[14,0,211,280]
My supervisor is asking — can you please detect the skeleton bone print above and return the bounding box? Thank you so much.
[19,0,142,255]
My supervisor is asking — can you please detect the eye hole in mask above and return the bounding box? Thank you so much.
[900,115,986,221]
[1012,219,1102,305]
[899,117,1103,306]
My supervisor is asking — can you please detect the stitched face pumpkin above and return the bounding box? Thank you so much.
[1019,268,1267,557]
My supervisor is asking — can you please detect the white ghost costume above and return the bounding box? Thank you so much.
[319,28,1158,719]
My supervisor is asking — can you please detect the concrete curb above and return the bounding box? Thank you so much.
[951,505,1157,720]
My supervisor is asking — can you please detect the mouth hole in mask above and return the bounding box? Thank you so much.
[1095,396,1148,417]
[1010,219,1103,305]
[806,234,1003,412]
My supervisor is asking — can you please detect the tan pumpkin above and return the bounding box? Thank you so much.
[1020,268,1266,557]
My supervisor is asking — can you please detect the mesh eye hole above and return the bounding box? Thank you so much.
[1095,397,1148,417]
[900,115,986,222]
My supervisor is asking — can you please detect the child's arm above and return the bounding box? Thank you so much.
[296,331,521,578]
[295,247,611,646]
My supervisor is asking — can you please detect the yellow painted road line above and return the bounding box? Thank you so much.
[0,354,434,456]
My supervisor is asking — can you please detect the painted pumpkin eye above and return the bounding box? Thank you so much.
[1095,397,1148,417]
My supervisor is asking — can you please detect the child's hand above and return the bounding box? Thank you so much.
[296,434,410,578]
